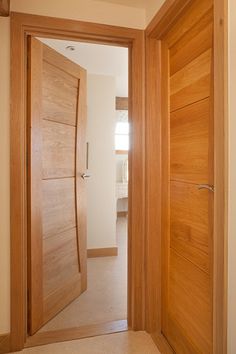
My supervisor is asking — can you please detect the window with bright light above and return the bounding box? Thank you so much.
[115,122,129,151]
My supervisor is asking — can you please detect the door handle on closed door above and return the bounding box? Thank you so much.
[197,184,215,192]
[81,173,91,180]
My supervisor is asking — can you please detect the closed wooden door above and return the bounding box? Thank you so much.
[161,0,214,353]
[27,38,87,334]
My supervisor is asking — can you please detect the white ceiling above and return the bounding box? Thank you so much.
[39,38,128,97]
[95,0,147,8]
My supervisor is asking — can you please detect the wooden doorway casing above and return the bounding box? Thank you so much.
[10,12,145,352]
[145,0,228,353]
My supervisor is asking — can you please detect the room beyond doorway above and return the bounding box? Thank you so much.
[10,13,146,352]
[26,37,129,343]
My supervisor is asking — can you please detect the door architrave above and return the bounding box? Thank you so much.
[10,12,145,351]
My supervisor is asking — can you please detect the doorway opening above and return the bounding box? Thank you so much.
[10,13,145,352]
[26,37,130,344]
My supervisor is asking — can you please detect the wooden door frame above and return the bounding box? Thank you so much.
[10,12,145,352]
[145,0,228,353]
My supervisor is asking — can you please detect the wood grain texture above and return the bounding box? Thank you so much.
[170,74,211,112]
[0,0,9,16]
[43,44,85,79]
[11,12,141,45]
[145,0,227,353]
[42,119,76,179]
[43,228,80,297]
[116,97,128,110]
[168,249,212,354]
[165,2,214,353]
[42,178,76,238]
[127,29,146,332]
[145,37,163,336]
[145,38,174,354]
[75,65,87,291]
[170,18,213,75]
[10,13,27,352]
[44,274,82,324]
[160,41,171,344]
[11,12,145,351]
[170,181,210,273]
[170,49,212,96]
[169,5,213,112]
[27,40,88,335]
[170,98,210,184]
[25,320,128,348]
[42,61,78,126]
[162,2,214,352]
[213,0,228,352]
[169,8,213,59]
[41,44,87,325]
[164,0,213,47]
[0,334,10,354]
[27,37,44,335]
[151,333,174,354]
[87,247,118,258]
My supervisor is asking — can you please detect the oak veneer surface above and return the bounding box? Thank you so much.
[42,178,76,238]
[0,334,10,354]
[87,247,118,258]
[170,98,210,184]
[0,0,9,16]
[43,228,79,296]
[170,180,210,273]
[42,61,78,125]
[42,119,76,179]
[161,0,214,353]
[28,38,87,334]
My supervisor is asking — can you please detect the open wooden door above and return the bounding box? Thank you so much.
[161,0,214,353]
[27,37,87,335]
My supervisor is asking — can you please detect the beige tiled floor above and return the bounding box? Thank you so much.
[40,217,127,331]
[14,331,160,354]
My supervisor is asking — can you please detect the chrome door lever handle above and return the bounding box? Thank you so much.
[81,173,91,180]
[197,184,214,192]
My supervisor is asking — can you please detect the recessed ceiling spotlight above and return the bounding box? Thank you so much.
[66,45,76,51]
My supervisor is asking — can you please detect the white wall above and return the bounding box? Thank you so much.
[228,0,236,352]
[87,74,117,250]
[11,0,145,29]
